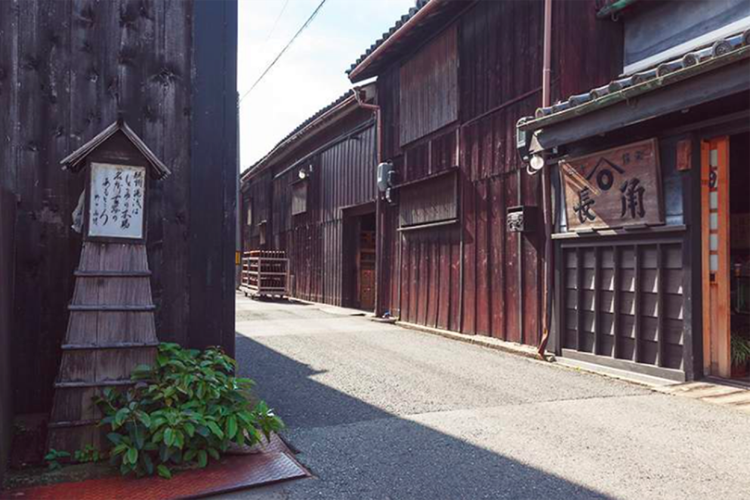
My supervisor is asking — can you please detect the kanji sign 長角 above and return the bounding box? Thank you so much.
[561,139,663,231]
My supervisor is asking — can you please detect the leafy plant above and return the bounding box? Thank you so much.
[44,449,71,471]
[731,335,750,366]
[74,444,102,464]
[95,343,284,479]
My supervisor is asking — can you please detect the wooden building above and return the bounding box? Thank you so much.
[348,0,620,343]
[242,0,622,346]
[0,0,238,432]
[518,0,750,381]
[241,86,379,309]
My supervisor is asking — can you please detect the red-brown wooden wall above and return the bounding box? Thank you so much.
[378,0,622,345]
[242,115,377,307]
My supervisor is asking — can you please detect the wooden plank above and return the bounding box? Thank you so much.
[716,138,732,377]
[461,175,476,334]
[593,247,601,355]
[656,244,665,367]
[489,177,505,340]
[575,248,583,351]
[189,0,238,354]
[476,179,490,335]
[634,245,642,363]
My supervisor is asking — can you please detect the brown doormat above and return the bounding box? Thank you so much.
[2,435,308,500]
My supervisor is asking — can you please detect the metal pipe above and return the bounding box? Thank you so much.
[538,0,554,356]
[353,87,386,317]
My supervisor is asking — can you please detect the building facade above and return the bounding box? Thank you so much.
[241,87,379,309]
[350,0,620,344]
[518,0,750,381]
[0,0,238,427]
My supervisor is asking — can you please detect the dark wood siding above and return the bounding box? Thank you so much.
[0,188,15,484]
[0,0,238,414]
[400,24,458,145]
[552,0,623,104]
[242,120,377,307]
[380,0,547,344]
[399,171,458,227]
[559,236,686,371]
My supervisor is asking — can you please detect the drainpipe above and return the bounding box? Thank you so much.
[537,0,554,356]
[354,87,385,317]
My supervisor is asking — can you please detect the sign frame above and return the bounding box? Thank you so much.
[560,138,664,232]
[83,159,149,244]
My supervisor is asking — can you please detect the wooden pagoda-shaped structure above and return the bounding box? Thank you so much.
[48,120,170,452]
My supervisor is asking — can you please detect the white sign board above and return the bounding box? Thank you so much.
[88,162,146,239]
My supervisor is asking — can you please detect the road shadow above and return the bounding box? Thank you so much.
[235,333,612,500]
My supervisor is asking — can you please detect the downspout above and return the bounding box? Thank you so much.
[354,87,385,317]
[537,0,554,356]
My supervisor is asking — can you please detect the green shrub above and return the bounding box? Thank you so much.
[95,343,284,479]
[731,335,750,366]
[44,449,71,470]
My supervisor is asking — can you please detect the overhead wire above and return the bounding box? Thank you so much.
[263,0,291,44]
[238,0,328,106]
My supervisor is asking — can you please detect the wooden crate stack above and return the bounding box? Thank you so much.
[241,250,289,299]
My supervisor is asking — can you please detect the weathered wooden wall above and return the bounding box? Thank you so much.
[378,0,544,343]
[242,113,377,307]
[0,188,16,486]
[0,0,238,415]
[378,0,623,345]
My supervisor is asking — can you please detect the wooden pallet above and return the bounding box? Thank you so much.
[241,251,289,299]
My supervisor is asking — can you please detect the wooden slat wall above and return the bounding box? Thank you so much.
[560,238,685,370]
[0,0,238,414]
[399,24,458,146]
[552,0,623,105]
[0,188,16,485]
[399,172,457,227]
[243,122,377,307]
[379,1,546,345]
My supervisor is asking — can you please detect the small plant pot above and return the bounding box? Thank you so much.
[731,362,748,379]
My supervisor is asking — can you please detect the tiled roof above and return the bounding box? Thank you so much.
[241,90,355,180]
[518,30,750,132]
[346,0,430,76]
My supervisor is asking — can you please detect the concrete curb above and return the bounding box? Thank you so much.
[395,321,547,362]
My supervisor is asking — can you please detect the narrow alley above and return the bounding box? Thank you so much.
[230,294,750,500]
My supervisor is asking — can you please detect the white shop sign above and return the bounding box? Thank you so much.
[88,162,146,239]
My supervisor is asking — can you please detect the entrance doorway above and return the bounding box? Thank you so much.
[701,132,750,379]
[343,208,376,312]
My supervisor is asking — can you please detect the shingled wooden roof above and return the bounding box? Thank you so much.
[60,120,171,180]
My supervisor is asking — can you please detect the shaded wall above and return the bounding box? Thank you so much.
[0,188,16,487]
[242,112,377,307]
[0,0,238,415]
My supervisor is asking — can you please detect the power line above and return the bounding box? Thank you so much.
[263,0,291,44]
[239,0,328,106]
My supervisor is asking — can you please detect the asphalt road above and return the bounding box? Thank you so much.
[224,294,750,500]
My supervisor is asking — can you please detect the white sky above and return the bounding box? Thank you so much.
[238,0,415,171]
